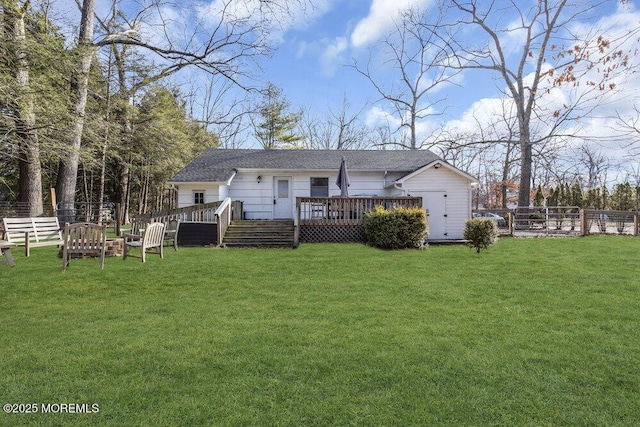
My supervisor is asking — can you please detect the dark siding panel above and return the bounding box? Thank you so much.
[177,222,218,246]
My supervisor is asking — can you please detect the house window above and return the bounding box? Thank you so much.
[310,177,329,197]
[193,191,205,205]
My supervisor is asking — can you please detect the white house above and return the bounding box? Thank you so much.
[169,149,478,240]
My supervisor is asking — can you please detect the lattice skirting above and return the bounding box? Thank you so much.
[300,225,364,243]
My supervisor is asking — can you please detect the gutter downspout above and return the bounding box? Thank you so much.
[226,169,237,186]
[393,182,406,196]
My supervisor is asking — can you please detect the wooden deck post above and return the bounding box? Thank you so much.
[231,200,244,220]
[49,188,57,217]
[115,203,122,236]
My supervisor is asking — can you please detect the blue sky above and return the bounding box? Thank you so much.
[254,0,639,147]
[263,0,444,117]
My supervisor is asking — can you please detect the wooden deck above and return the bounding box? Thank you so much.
[296,196,423,243]
[297,196,422,226]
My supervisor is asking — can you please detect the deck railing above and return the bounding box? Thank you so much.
[297,196,422,226]
[150,201,224,224]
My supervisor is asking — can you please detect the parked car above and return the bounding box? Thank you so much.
[472,212,507,226]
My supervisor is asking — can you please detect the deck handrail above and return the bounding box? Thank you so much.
[214,198,233,245]
[297,196,422,226]
[150,201,223,224]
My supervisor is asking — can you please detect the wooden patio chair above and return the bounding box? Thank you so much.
[123,221,166,263]
[62,222,107,271]
[120,215,150,240]
[163,219,179,251]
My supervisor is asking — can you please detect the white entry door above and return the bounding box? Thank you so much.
[273,176,293,219]
[420,191,448,239]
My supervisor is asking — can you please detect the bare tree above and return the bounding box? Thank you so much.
[437,0,638,207]
[574,143,612,189]
[616,104,640,156]
[55,0,95,218]
[352,7,461,150]
[55,0,317,209]
[299,95,370,150]
[187,75,253,149]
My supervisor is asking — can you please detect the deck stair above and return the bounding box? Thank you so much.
[222,220,295,248]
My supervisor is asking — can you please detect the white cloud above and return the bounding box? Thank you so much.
[364,106,401,129]
[320,37,348,76]
[350,0,433,47]
[198,0,335,43]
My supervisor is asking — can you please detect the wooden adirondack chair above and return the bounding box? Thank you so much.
[162,219,180,251]
[62,222,107,271]
[120,215,151,240]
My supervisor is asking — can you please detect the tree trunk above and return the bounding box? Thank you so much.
[518,128,533,208]
[501,141,515,209]
[3,0,44,216]
[55,0,95,216]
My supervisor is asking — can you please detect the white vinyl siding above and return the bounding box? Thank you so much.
[174,166,474,239]
[402,167,472,240]
[176,184,222,208]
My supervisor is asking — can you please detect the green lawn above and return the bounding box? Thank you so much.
[1,236,639,426]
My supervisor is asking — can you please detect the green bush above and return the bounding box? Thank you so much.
[464,217,499,253]
[363,205,428,249]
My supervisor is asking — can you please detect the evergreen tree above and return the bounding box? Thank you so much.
[610,182,635,211]
[601,186,609,210]
[547,186,558,207]
[584,188,598,209]
[0,3,72,213]
[570,183,583,208]
[131,86,217,213]
[254,83,302,149]
[533,185,545,207]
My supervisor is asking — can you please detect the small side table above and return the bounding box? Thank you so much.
[0,240,16,267]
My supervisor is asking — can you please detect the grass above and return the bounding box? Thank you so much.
[1,236,640,426]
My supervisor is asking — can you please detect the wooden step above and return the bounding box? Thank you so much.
[223,220,295,248]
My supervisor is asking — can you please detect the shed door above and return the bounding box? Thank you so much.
[273,176,293,219]
[419,191,448,239]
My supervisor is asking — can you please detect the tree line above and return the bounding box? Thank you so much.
[1,0,315,221]
[532,182,640,211]
[2,0,639,220]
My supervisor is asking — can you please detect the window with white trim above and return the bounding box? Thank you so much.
[193,191,205,205]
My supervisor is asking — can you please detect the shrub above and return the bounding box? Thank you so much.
[464,217,499,253]
[363,205,428,249]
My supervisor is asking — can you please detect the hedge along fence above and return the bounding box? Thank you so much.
[363,206,428,249]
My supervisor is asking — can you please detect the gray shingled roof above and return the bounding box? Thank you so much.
[169,149,443,183]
